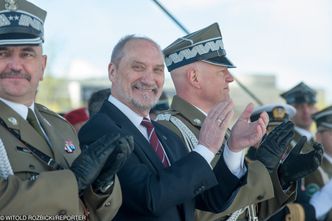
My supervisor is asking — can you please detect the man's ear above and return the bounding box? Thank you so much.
[187,67,201,89]
[108,63,115,81]
[40,55,47,81]
[315,132,322,143]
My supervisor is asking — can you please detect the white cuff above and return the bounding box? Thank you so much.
[310,178,332,219]
[223,143,247,178]
[193,144,215,167]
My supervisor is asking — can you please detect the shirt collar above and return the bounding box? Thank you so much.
[0,98,35,120]
[324,153,332,164]
[107,95,149,128]
[294,126,313,140]
[194,105,207,116]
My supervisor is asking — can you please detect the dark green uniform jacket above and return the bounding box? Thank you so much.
[157,96,296,221]
[0,101,121,220]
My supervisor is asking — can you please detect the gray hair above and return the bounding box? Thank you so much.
[110,34,162,67]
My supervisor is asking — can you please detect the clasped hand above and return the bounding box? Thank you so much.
[70,133,134,195]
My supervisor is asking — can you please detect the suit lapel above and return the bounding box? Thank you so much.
[101,102,165,170]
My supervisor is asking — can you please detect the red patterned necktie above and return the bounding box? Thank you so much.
[141,117,169,167]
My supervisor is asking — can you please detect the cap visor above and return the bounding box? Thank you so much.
[203,56,236,68]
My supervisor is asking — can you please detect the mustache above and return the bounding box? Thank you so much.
[0,71,31,81]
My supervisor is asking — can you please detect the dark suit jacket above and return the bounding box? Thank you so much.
[78,101,244,221]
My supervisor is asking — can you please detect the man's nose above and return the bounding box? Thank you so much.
[141,69,156,82]
[226,69,234,82]
[7,56,23,72]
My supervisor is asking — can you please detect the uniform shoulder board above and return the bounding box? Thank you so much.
[155,110,179,121]
[35,103,67,121]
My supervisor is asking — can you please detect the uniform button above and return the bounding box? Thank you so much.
[257,195,264,200]
[58,210,67,215]
[105,201,111,207]
[29,164,35,170]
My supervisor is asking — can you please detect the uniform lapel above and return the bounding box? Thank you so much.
[171,96,205,138]
[34,107,70,168]
[0,101,52,157]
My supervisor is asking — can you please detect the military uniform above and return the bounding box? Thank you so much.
[307,106,332,220]
[157,96,296,221]
[266,83,325,221]
[0,0,121,219]
[0,101,121,219]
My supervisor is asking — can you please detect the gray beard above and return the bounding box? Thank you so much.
[131,97,157,113]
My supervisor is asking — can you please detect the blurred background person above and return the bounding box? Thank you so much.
[88,88,111,117]
[247,103,324,221]
[149,91,169,120]
[64,107,89,133]
[280,82,318,143]
[309,105,332,220]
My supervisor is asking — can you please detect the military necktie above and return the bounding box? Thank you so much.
[27,108,44,138]
[141,117,169,167]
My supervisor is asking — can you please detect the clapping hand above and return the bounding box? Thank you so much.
[278,137,323,188]
[255,121,294,173]
[228,103,269,152]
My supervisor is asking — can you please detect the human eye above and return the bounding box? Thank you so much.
[132,63,145,71]
[154,66,164,74]
[0,49,9,58]
[21,51,36,58]
[21,47,37,59]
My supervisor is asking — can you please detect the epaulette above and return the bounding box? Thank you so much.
[35,103,67,122]
[155,110,179,121]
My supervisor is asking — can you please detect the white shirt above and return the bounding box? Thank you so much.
[295,126,314,141]
[0,98,48,141]
[0,98,35,120]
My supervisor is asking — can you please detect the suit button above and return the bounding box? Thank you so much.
[257,195,264,200]
[105,201,111,207]
[58,210,67,215]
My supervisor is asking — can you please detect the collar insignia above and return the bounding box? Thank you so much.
[7,117,17,125]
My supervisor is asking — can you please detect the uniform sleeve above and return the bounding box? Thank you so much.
[0,170,81,215]
[195,160,274,221]
[258,173,298,221]
[82,175,122,221]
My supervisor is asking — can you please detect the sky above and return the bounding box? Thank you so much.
[31,0,332,103]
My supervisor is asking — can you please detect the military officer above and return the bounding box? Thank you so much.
[269,82,320,220]
[280,82,318,147]
[0,0,132,219]
[309,106,332,220]
[247,104,324,221]
[156,23,322,221]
